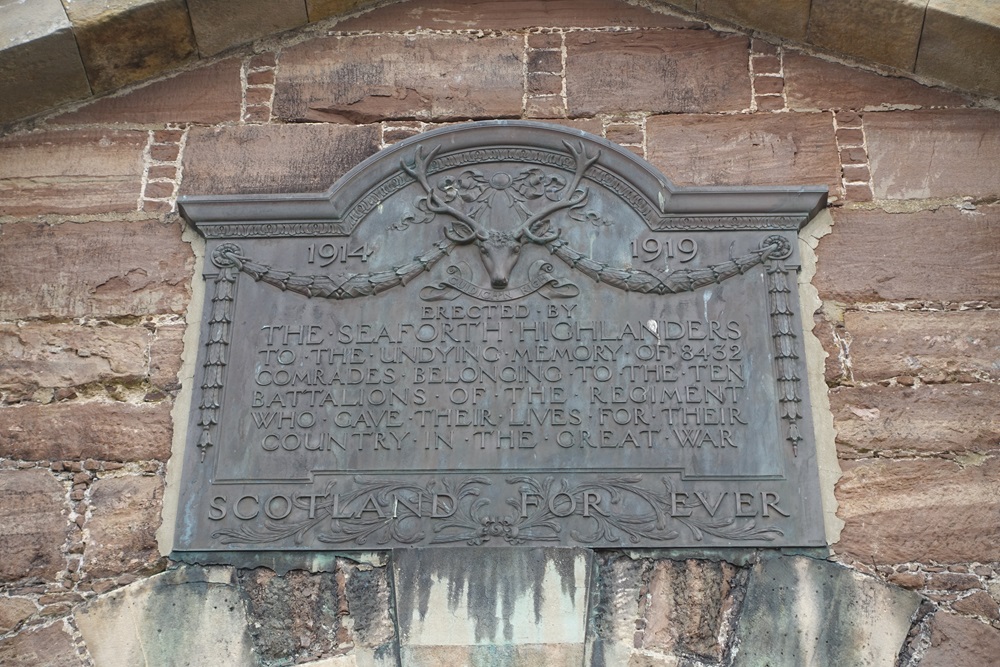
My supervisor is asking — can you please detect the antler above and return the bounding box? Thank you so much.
[516,140,601,244]
[401,146,485,244]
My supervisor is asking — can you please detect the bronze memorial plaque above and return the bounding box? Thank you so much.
[175,121,828,555]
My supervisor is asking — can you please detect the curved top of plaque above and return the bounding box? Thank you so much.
[179,120,828,236]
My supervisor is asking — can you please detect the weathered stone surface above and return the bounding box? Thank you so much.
[835,457,1000,564]
[84,475,164,578]
[921,611,1000,666]
[53,58,241,125]
[814,206,1000,303]
[808,0,926,71]
[182,124,380,195]
[866,110,1000,199]
[640,559,738,660]
[698,0,810,40]
[0,401,173,461]
[333,0,699,30]
[0,623,81,667]
[307,0,375,22]
[188,0,308,57]
[274,33,522,123]
[952,591,1000,620]
[64,0,197,93]
[783,51,968,111]
[149,324,186,389]
[394,548,590,658]
[926,572,983,592]
[733,556,920,667]
[831,383,1000,459]
[0,598,38,635]
[0,129,146,216]
[565,30,750,116]
[813,311,847,384]
[296,656,366,667]
[76,565,257,666]
[238,568,345,664]
[0,323,149,392]
[0,597,36,634]
[0,470,66,583]
[586,554,644,665]
[0,0,90,124]
[917,0,1000,98]
[0,219,193,320]
[400,644,584,666]
[344,565,396,656]
[845,310,1000,381]
[646,112,840,190]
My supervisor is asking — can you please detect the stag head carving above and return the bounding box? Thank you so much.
[402,142,600,289]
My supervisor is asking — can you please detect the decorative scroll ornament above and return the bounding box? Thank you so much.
[419,260,579,302]
[211,475,784,547]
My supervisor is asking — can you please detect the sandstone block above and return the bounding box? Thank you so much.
[646,112,840,190]
[640,559,738,660]
[586,554,645,664]
[813,312,847,384]
[76,565,257,667]
[188,0,308,57]
[344,566,396,654]
[698,0,810,40]
[63,0,196,93]
[307,0,375,22]
[922,611,1000,666]
[566,30,750,116]
[149,324,186,389]
[0,470,67,583]
[0,129,146,217]
[831,383,1000,458]
[0,219,193,320]
[0,597,36,634]
[733,556,920,667]
[0,323,149,393]
[783,51,968,111]
[274,34,522,123]
[527,73,561,96]
[53,58,242,125]
[182,124,380,195]
[238,568,345,664]
[952,591,1000,620]
[926,572,983,592]
[0,401,172,461]
[0,0,90,124]
[394,548,590,656]
[0,623,81,667]
[813,206,1000,303]
[808,0,926,71]
[331,0,699,31]
[917,1,1000,98]
[835,457,1000,563]
[845,310,1000,381]
[866,109,1000,199]
[84,475,164,578]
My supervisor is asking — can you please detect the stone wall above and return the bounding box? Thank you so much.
[1,1,998,665]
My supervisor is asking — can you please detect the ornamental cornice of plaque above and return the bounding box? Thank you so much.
[179,120,827,236]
